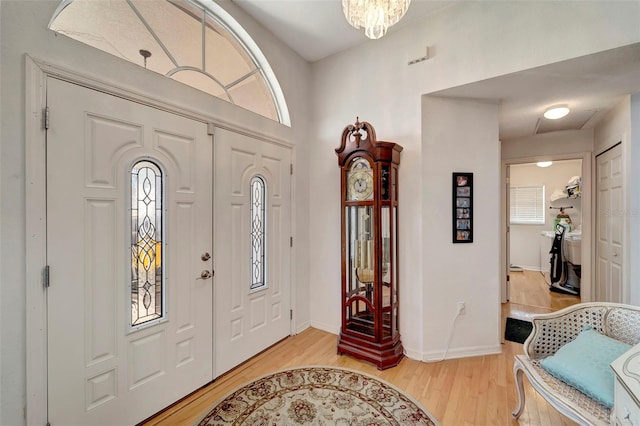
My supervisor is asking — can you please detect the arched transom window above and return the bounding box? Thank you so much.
[49,0,290,125]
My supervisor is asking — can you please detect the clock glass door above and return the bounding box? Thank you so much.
[345,205,376,338]
[381,206,392,338]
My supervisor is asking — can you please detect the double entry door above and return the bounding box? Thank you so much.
[46,77,291,425]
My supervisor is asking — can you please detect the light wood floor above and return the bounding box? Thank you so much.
[505,270,580,322]
[142,270,580,426]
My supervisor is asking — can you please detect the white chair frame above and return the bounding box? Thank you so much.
[512,302,640,425]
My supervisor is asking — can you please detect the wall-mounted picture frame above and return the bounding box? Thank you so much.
[453,172,473,243]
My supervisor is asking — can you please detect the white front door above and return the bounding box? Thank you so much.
[596,143,624,302]
[46,78,213,425]
[214,127,291,375]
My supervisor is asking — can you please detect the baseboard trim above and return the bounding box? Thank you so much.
[421,344,502,362]
[510,265,543,272]
[309,321,339,336]
[403,346,423,361]
[295,321,311,335]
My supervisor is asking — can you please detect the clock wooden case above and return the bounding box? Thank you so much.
[335,119,404,370]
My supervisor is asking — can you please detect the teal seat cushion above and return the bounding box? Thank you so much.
[540,326,631,408]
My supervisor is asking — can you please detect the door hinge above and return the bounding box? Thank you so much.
[290,309,293,320]
[44,107,50,130]
[290,164,293,175]
[290,236,293,247]
[43,265,50,288]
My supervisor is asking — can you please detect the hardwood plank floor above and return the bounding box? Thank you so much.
[508,270,580,314]
[141,270,580,426]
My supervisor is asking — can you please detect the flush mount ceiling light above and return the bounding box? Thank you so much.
[342,0,411,40]
[543,105,570,120]
[537,161,553,168]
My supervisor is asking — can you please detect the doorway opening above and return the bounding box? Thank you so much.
[505,158,584,321]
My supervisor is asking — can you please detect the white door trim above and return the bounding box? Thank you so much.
[25,54,49,426]
[24,54,296,424]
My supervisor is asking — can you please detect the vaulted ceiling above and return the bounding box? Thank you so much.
[234,0,640,140]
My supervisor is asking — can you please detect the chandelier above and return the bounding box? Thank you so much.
[342,0,411,40]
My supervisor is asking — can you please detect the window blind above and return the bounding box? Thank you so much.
[510,186,545,225]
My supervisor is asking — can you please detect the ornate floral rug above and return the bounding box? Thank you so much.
[196,366,439,425]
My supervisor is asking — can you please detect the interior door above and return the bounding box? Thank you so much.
[596,143,623,302]
[46,77,213,425]
[214,127,291,375]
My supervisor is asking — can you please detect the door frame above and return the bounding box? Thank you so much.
[24,55,296,425]
[500,151,593,306]
[502,163,510,302]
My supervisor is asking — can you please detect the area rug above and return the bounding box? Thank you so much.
[505,317,533,344]
[195,366,440,425]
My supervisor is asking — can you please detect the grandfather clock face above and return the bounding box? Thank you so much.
[347,157,373,201]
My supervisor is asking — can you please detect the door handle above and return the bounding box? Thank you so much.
[201,252,211,261]
[198,270,213,280]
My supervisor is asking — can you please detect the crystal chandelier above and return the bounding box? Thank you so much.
[342,0,411,40]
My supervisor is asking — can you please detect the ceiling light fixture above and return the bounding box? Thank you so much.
[342,0,411,40]
[543,105,570,120]
[537,161,553,168]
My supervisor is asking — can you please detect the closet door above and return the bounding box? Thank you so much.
[596,143,623,302]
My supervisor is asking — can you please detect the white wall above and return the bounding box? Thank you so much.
[510,160,583,271]
[594,96,631,155]
[502,129,594,160]
[309,1,639,361]
[422,96,501,359]
[398,1,640,97]
[0,1,311,424]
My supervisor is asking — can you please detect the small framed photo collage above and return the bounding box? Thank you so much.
[452,172,473,243]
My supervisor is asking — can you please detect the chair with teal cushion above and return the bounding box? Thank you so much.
[512,303,640,426]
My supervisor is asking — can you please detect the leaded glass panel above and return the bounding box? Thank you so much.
[250,176,267,291]
[131,161,164,326]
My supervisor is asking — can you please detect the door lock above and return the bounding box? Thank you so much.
[201,252,211,261]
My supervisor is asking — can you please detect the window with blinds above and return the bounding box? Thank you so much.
[510,185,545,225]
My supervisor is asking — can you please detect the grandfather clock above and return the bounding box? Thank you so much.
[335,119,404,370]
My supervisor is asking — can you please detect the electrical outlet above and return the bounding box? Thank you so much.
[457,301,466,315]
